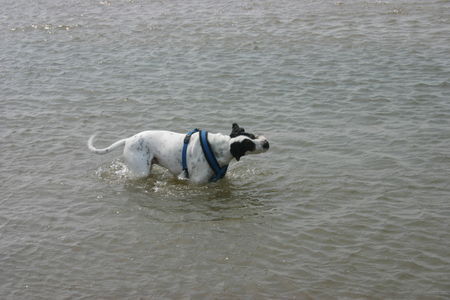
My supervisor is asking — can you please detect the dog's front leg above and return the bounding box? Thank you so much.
[177,171,188,181]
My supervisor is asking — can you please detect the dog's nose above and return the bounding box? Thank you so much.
[262,140,269,150]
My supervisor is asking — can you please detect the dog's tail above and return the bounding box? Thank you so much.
[88,134,127,155]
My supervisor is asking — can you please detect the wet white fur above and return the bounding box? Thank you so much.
[88,130,268,184]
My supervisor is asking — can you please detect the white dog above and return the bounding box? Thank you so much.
[88,123,269,184]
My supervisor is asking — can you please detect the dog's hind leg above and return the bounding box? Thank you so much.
[123,138,153,178]
[124,152,153,178]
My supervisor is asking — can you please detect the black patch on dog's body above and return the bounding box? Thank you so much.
[230,137,256,161]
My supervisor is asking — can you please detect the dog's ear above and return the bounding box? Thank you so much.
[230,123,245,138]
[230,139,255,161]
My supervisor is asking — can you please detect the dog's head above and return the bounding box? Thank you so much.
[229,123,269,161]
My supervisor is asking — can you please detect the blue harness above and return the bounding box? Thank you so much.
[181,129,228,182]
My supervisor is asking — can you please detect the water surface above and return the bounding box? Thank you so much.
[1,0,449,298]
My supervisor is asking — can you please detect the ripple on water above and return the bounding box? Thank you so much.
[2,0,450,298]
[92,159,271,224]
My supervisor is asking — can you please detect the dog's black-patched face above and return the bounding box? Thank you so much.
[229,123,269,161]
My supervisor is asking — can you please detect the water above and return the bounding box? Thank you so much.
[1,0,450,298]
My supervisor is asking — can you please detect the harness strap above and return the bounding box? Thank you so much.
[199,130,228,182]
[181,129,228,182]
[181,128,199,178]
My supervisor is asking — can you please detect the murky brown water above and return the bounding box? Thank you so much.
[1,0,449,298]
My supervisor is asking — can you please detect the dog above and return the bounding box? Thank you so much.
[88,123,269,184]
